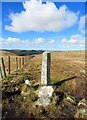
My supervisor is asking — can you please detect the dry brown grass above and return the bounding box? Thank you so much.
[30,50,85,99]
[1,50,85,99]
[0,50,16,56]
[2,50,86,119]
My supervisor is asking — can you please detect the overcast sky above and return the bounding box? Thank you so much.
[1,0,86,50]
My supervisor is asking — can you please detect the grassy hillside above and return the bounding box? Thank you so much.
[1,50,86,119]
[0,50,44,56]
[0,50,16,56]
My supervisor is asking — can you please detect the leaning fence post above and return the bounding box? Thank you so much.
[16,57,18,70]
[8,56,10,75]
[0,67,3,79]
[1,57,7,77]
[41,51,51,85]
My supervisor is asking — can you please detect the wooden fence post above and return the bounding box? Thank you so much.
[22,57,24,67]
[8,56,10,75]
[0,67,3,79]
[26,56,28,65]
[1,57,6,77]
[19,58,21,69]
[24,56,27,67]
[24,56,26,66]
[16,57,18,70]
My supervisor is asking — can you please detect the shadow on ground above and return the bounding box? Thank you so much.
[51,76,77,88]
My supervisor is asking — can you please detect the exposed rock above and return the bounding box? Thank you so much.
[35,97,50,107]
[77,99,87,108]
[21,84,27,93]
[35,86,54,107]
[33,83,39,90]
[21,83,31,96]
[75,99,87,118]
[62,100,76,116]
[66,95,77,105]
[25,79,31,86]
[75,108,87,118]
[14,87,19,92]
[38,86,54,98]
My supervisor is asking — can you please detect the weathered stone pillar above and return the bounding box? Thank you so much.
[41,51,51,85]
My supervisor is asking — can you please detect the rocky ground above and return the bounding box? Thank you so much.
[1,51,87,119]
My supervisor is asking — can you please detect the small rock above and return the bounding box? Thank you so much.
[25,79,31,86]
[5,112,7,114]
[78,99,87,107]
[14,87,19,91]
[75,108,87,118]
[33,83,39,90]
[75,99,87,118]
[21,84,27,92]
[23,97,26,100]
[66,96,77,105]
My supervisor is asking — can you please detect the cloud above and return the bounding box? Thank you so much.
[62,38,68,44]
[5,0,78,33]
[32,38,45,45]
[21,40,31,45]
[21,38,45,46]
[48,39,56,44]
[62,34,85,47]
[0,37,20,46]
[6,37,20,45]
[79,14,87,33]
[0,37,56,47]
[0,38,3,45]
[64,45,71,48]
[0,38,2,41]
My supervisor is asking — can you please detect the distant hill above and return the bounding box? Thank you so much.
[0,49,85,56]
[0,50,44,56]
[0,50,16,56]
